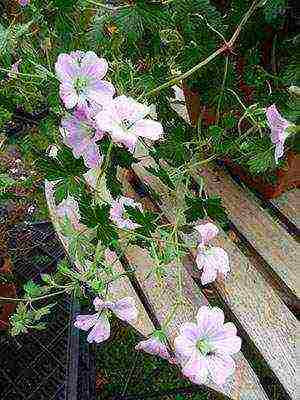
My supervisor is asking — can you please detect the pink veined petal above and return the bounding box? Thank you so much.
[135,337,175,363]
[60,83,78,109]
[174,334,196,360]
[88,85,115,107]
[93,297,106,311]
[194,222,219,245]
[82,142,102,169]
[179,322,200,343]
[196,306,225,338]
[87,315,110,343]
[105,249,118,264]
[200,265,218,285]
[196,247,230,283]
[209,322,242,355]
[182,349,209,385]
[111,297,138,323]
[207,353,236,386]
[114,95,149,123]
[110,127,138,153]
[274,142,285,164]
[131,119,164,140]
[91,80,116,97]
[74,313,98,331]
[55,54,78,82]
[95,108,116,132]
[80,52,109,79]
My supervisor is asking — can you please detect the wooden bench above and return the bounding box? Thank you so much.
[45,120,299,400]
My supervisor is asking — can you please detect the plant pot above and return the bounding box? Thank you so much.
[0,256,16,330]
[222,152,300,199]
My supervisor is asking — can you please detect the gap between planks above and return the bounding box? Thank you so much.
[129,152,297,400]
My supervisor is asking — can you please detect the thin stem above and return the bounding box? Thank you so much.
[0,287,72,304]
[95,140,114,200]
[139,0,260,100]
[216,56,229,124]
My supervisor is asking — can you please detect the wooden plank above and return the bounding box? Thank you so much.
[125,245,269,400]
[122,177,269,400]
[201,165,300,299]
[272,189,300,227]
[44,181,154,338]
[131,153,297,399]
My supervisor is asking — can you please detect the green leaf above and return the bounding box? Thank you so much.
[125,205,157,238]
[184,195,228,224]
[23,280,43,298]
[145,165,175,190]
[96,205,119,249]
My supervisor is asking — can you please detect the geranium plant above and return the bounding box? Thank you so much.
[0,0,298,389]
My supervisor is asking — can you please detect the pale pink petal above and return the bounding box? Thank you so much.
[80,52,108,78]
[60,83,78,109]
[174,335,196,359]
[111,297,138,323]
[55,54,77,81]
[111,128,138,153]
[179,322,199,343]
[182,349,209,385]
[93,297,105,311]
[195,222,219,245]
[196,247,229,284]
[82,142,102,169]
[114,95,149,123]
[200,266,218,285]
[74,313,98,331]
[275,142,284,164]
[209,322,242,355]
[87,315,110,343]
[135,337,175,363]
[95,107,117,132]
[131,119,164,140]
[196,306,225,337]
[207,353,235,386]
[266,104,290,143]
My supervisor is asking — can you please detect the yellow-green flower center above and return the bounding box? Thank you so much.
[196,339,215,356]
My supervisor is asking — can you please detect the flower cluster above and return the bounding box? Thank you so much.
[195,222,230,285]
[55,51,240,388]
[55,51,164,169]
[75,296,138,344]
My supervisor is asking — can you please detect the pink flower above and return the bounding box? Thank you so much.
[105,249,118,264]
[19,0,30,6]
[55,51,115,110]
[266,104,291,164]
[8,60,21,78]
[195,222,229,285]
[74,296,138,344]
[60,108,104,169]
[95,95,164,152]
[135,335,177,364]
[110,196,142,230]
[174,306,241,386]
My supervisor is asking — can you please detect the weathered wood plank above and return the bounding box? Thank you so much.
[272,189,300,227]
[44,181,154,338]
[131,153,297,399]
[125,244,269,400]
[201,165,300,299]
[122,177,269,400]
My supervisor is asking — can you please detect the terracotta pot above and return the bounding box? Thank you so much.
[223,152,300,199]
[0,257,16,330]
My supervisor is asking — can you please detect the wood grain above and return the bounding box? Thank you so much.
[272,189,300,227]
[131,153,297,399]
[201,165,300,299]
